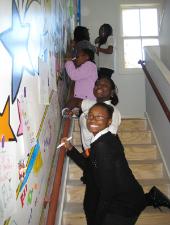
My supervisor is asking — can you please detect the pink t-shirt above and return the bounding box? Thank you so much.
[65,61,98,100]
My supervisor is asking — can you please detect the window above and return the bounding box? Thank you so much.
[120,5,159,70]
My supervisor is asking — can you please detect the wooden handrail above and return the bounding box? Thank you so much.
[139,60,170,123]
[46,118,71,225]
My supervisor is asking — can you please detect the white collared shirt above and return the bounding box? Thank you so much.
[91,127,110,144]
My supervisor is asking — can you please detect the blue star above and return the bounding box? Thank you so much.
[0,0,34,103]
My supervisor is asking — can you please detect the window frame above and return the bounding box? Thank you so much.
[118,3,161,75]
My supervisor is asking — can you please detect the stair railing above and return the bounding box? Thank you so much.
[45,118,71,225]
[138,60,170,123]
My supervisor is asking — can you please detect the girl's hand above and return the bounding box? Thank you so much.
[62,108,74,118]
[61,137,73,151]
[72,107,80,116]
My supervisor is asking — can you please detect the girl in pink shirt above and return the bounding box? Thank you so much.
[65,48,98,109]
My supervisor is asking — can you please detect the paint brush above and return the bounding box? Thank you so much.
[56,136,72,149]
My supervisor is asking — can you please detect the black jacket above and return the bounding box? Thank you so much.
[67,132,146,225]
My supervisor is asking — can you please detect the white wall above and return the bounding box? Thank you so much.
[144,47,170,174]
[159,0,170,71]
[81,0,162,117]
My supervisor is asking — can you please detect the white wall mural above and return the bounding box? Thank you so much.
[0,0,76,224]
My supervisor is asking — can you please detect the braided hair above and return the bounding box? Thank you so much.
[96,24,113,47]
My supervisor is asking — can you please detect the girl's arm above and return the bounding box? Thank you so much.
[96,35,113,54]
[61,137,86,170]
[96,45,113,54]
[108,107,121,134]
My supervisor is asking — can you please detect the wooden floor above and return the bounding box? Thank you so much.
[62,118,170,225]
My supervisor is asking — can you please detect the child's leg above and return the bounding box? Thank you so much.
[83,187,98,225]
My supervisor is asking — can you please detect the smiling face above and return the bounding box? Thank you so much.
[86,105,112,135]
[93,78,114,102]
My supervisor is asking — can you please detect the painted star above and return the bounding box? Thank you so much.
[0,96,16,141]
[0,0,34,103]
[25,0,41,13]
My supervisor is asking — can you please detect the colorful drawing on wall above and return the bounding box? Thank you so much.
[38,57,49,105]
[49,52,57,91]
[20,184,28,208]
[0,147,17,224]
[0,0,76,223]
[69,0,74,17]
[33,150,43,175]
[17,99,23,137]
[38,117,53,169]
[0,0,34,103]
[18,160,26,182]
[18,141,40,194]
[20,95,37,155]
[0,96,16,142]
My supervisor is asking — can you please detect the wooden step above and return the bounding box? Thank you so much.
[124,144,158,160]
[66,181,85,203]
[73,118,148,132]
[66,179,170,203]
[129,160,163,179]
[119,118,148,131]
[118,131,153,145]
[62,203,170,225]
[140,178,170,196]
[72,130,153,145]
[68,160,164,181]
[75,144,158,160]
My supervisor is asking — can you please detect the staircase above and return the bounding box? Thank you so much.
[62,118,170,225]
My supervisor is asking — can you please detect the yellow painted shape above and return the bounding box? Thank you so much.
[33,150,43,175]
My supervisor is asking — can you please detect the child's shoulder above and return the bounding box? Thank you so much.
[81,99,96,112]
[82,60,96,66]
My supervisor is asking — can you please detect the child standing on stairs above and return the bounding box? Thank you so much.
[79,76,121,151]
[62,103,145,225]
[62,76,121,150]
[65,48,98,110]
[61,103,170,225]
[95,23,114,78]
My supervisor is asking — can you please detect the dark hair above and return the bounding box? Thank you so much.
[97,76,119,106]
[74,26,90,43]
[97,23,113,46]
[80,48,95,62]
[90,102,114,119]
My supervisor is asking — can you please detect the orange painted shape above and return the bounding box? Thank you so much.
[0,96,16,141]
